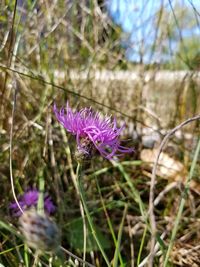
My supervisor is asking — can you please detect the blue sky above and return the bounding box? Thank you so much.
[106,0,200,63]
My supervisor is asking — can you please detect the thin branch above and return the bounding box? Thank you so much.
[60,246,95,267]
[148,114,200,266]
[10,79,23,214]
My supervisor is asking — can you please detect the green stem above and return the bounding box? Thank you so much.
[113,204,128,267]
[163,137,200,267]
[112,161,146,221]
[37,172,45,215]
[96,178,125,267]
[76,163,111,267]
[76,163,87,267]
[137,225,147,266]
[24,244,29,267]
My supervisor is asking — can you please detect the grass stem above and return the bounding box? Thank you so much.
[77,163,111,267]
[163,137,200,266]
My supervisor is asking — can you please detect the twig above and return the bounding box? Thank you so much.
[139,232,167,267]
[9,79,23,214]
[32,251,39,267]
[163,137,200,266]
[154,181,179,206]
[148,114,200,266]
[60,246,95,267]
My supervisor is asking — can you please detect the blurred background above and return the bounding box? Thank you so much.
[1,0,200,131]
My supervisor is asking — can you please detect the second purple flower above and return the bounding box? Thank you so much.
[54,102,133,159]
[9,189,56,217]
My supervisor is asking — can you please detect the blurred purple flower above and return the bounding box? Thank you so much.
[9,189,56,217]
[54,102,133,159]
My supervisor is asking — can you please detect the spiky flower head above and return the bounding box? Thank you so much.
[54,102,133,159]
[19,209,60,252]
[9,189,56,217]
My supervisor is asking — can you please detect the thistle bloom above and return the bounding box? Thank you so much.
[9,189,56,217]
[54,102,133,159]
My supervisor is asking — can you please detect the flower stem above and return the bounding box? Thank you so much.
[76,163,111,267]
[76,163,87,267]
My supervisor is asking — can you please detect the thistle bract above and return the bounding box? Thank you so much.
[54,102,133,159]
[19,209,60,252]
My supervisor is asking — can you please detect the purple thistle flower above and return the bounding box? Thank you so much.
[54,102,133,159]
[9,189,56,217]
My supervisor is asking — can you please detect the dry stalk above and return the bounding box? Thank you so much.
[148,114,200,266]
